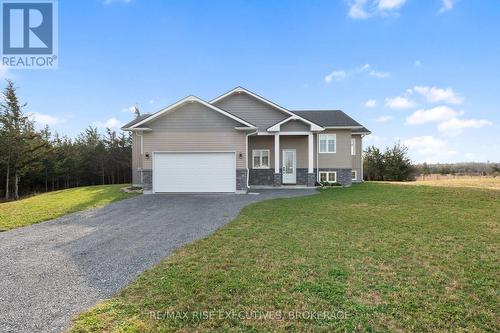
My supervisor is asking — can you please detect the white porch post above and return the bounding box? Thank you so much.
[308,133,314,173]
[274,133,280,173]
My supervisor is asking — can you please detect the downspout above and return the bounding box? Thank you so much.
[361,134,365,182]
[246,130,258,189]
[136,131,144,185]
[316,132,319,182]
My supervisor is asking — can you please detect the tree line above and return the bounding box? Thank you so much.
[363,143,415,181]
[416,162,499,176]
[0,80,132,201]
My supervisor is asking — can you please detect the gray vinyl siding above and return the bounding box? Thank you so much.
[351,135,363,180]
[141,102,247,169]
[248,136,274,169]
[315,130,352,169]
[280,136,308,168]
[131,132,142,185]
[213,92,289,131]
[280,120,310,132]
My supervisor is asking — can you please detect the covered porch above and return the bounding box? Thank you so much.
[248,132,316,187]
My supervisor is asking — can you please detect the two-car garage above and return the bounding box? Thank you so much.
[152,152,236,193]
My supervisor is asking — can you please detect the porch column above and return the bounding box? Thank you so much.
[273,133,281,186]
[307,133,316,187]
[308,133,314,173]
[274,133,280,173]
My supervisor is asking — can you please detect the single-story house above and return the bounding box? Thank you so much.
[122,87,371,193]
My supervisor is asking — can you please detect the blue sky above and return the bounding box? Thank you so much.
[3,0,499,163]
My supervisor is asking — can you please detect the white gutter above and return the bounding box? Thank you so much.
[316,133,319,182]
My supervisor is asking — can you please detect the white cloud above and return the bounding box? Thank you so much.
[347,0,406,19]
[93,117,124,129]
[438,118,493,136]
[374,115,393,123]
[358,63,371,72]
[439,0,455,13]
[369,70,390,78]
[385,96,416,109]
[464,152,475,160]
[325,64,389,83]
[348,0,370,19]
[365,99,377,108]
[324,70,347,83]
[404,135,457,163]
[121,106,136,113]
[405,106,463,125]
[413,86,463,105]
[378,0,406,10]
[28,112,63,126]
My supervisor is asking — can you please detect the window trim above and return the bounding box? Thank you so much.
[319,134,336,154]
[351,138,356,156]
[352,170,357,181]
[252,149,270,169]
[319,171,337,183]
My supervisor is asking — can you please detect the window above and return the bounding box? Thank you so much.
[352,170,357,180]
[351,138,356,155]
[252,149,270,169]
[319,134,336,153]
[319,171,337,183]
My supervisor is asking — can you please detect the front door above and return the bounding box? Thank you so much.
[282,149,296,184]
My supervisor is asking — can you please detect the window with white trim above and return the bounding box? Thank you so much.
[319,171,337,183]
[352,170,357,180]
[252,149,270,169]
[319,134,336,153]
[351,138,356,155]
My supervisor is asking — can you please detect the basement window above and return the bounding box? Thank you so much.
[319,171,337,183]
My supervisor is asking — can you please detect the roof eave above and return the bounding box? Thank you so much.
[121,127,152,131]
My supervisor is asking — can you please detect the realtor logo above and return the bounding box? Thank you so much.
[1,0,58,68]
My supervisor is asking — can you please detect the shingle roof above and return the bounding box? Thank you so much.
[353,127,371,134]
[291,110,365,128]
[121,114,152,129]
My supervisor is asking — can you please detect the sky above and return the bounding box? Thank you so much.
[2,0,499,163]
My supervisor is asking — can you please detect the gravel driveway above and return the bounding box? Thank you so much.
[0,189,316,333]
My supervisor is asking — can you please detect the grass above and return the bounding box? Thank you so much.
[0,185,139,231]
[408,177,500,191]
[70,183,499,332]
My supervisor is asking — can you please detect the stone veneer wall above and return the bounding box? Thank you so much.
[249,169,274,186]
[142,170,152,191]
[295,168,308,185]
[236,169,248,191]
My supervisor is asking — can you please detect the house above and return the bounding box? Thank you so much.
[122,87,371,193]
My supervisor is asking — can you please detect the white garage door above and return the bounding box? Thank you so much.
[153,152,236,193]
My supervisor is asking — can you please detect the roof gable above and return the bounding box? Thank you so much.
[211,87,323,131]
[124,95,255,130]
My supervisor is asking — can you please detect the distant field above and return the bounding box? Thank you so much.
[395,177,500,191]
[0,185,138,231]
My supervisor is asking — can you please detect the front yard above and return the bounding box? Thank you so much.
[0,185,138,231]
[69,182,499,332]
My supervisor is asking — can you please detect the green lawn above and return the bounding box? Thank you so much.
[0,185,138,231]
[70,183,499,332]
